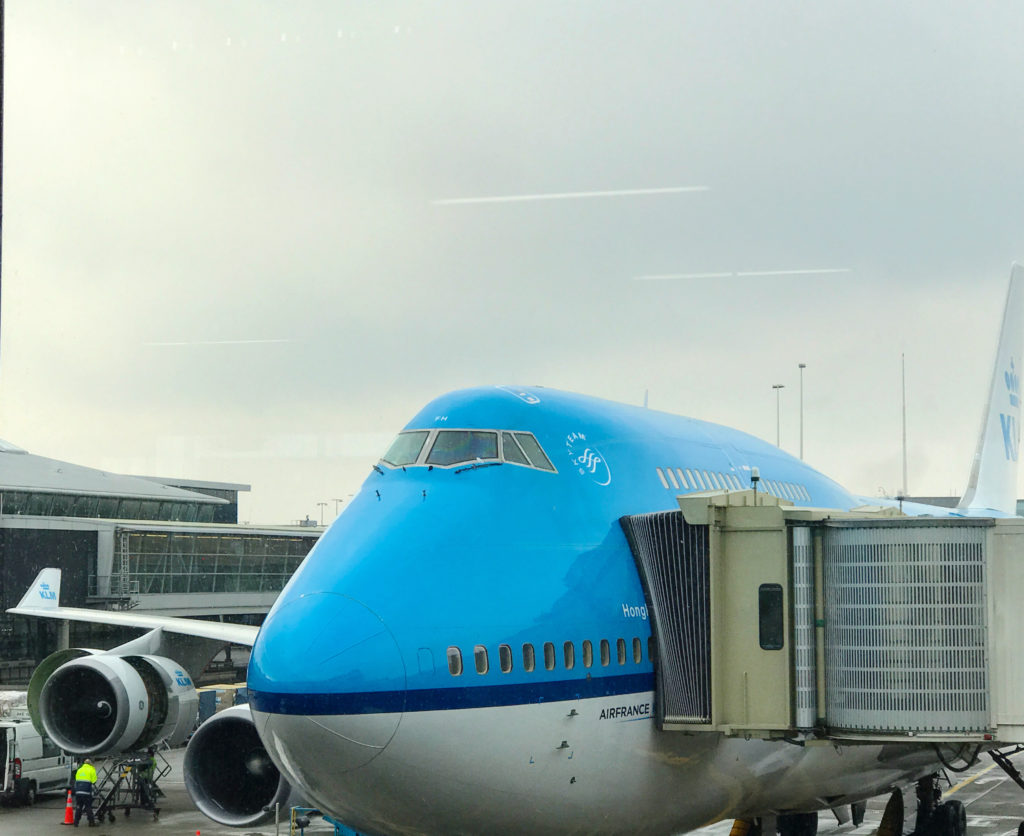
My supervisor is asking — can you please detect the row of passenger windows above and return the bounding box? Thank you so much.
[655,466,811,502]
[382,429,555,472]
[447,637,656,676]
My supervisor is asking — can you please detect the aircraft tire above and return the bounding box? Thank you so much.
[878,789,905,836]
[944,800,966,836]
[778,812,818,836]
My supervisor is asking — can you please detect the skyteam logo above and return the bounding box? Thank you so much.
[1002,358,1021,462]
[38,583,57,601]
[565,431,611,486]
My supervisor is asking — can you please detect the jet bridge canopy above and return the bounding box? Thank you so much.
[621,491,1024,743]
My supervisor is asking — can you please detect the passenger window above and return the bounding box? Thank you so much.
[515,433,555,471]
[522,643,536,672]
[427,431,499,466]
[543,642,556,671]
[616,638,626,665]
[600,639,611,666]
[501,432,530,465]
[648,636,657,663]
[447,646,463,676]
[759,584,785,650]
[633,637,642,663]
[582,640,593,668]
[563,641,576,670]
[382,431,430,467]
[474,645,489,674]
[499,644,513,673]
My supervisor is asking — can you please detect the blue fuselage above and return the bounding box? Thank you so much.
[245,386,862,832]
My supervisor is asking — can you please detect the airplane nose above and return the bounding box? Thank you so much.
[249,592,407,774]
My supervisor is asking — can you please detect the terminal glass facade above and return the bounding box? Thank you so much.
[117,530,315,594]
[0,491,218,522]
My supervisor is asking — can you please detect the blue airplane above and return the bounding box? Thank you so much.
[10,266,1024,836]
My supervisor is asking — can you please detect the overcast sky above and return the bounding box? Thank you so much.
[2,2,1024,523]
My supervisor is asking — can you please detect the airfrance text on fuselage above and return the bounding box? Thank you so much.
[599,703,651,720]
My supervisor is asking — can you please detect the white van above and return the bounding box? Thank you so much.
[0,717,72,805]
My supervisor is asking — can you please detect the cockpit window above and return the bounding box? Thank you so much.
[379,428,556,472]
[514,433,555,471]
[426,430,499,466]
[382,431,430,466]
[501,432,530,465]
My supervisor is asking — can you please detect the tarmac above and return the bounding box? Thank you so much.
[1,745,1022,836]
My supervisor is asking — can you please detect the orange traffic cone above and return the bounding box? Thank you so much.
[62,789,74,825]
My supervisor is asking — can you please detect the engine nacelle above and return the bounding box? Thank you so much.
[184,704,299,827]
[32,649,199,755]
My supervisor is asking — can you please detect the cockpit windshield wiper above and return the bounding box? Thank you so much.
[454,461,504,475]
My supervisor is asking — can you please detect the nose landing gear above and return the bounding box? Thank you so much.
[910,774,965,836]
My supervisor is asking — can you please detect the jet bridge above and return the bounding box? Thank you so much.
[620,491,1024,743]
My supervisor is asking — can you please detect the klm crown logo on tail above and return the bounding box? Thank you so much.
[38,583,57,601]
[1001,358,1020,462]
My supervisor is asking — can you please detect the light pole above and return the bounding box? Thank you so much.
[772,384,785,447]
[316,501,327,525]
[333,498,345,517]
[798,363,806,459]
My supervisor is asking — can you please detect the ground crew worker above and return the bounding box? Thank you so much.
[137,747,157,808]
[73,758,98,827]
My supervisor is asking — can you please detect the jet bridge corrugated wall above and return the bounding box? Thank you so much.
[622,492,1024,743]
[822,520,989,734]
[620,511,711,725]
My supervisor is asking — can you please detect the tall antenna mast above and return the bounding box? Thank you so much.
[901,353,908,496]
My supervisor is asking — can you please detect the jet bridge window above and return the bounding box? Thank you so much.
[382,431,430,466]
[428,431,499,466]
[758,584,785,650]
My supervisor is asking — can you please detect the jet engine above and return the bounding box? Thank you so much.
[30,648,199,756]
[183,704,298,827]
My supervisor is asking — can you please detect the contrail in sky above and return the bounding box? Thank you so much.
[144,339,294,347]
[633,268,852,280]
[433,186,708,205]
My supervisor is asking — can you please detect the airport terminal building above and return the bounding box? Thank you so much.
[0,440,323,684]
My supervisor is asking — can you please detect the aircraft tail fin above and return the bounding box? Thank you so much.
[17,567,62,610]
[957,264,1024,515]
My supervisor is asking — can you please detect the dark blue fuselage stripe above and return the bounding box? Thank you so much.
[249,672,655,716]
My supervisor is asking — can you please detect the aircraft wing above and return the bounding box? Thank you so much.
[7,567,259,646]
